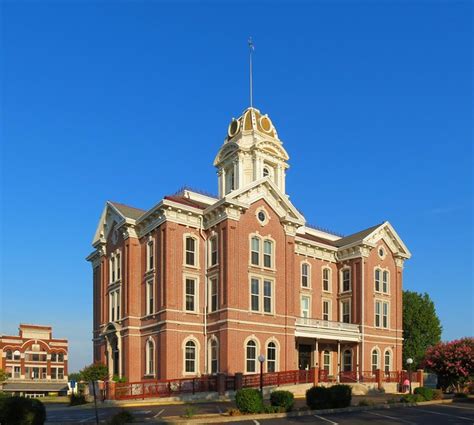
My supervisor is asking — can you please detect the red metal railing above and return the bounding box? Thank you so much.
[339,371,358,383]
[319,370,337,383]
[115,376,217,400]
[242,369,314,388]
[384,371,400,383]
[359,370,376,383]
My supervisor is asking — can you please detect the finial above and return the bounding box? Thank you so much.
[248,37,255,108]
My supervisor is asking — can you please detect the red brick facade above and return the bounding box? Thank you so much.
[88,107,411,382]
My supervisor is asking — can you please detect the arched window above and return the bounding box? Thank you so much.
[341,268,351,292]
[323,350,331,373]
[6,350,12,360]
[384,350,391,373]
[374,268,381,292]
[13,350,21,361]
[322,267,331,292]
[209,236,218,266]
[301,263,310,288]
[343,349,352,372]
[250,236,260,266]
[185,237,197,266]
[246,340,257,373]
[209,338,219,374]
[185,340,197,374]
[263,167,270,177]
[382,271,389,293]
[263,240,273,268]
[146,339,155,375]
[371,349,380,371]
[267,342,277,372]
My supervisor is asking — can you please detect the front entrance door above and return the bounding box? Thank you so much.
[298,344,312,370]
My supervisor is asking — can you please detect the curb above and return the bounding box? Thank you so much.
[157,398,453,424]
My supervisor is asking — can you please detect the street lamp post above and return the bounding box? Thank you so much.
[258,354,265,396]
[406,358,413,394]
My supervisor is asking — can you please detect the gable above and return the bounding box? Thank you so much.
[92,202,127,246]
[363,222,411,259]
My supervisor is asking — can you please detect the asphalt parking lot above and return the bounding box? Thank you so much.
[45,401,474,424]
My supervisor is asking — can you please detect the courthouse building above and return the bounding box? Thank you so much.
[88,107,411,382]
[0,324,68,396]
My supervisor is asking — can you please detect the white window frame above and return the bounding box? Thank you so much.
[146,279,154,316]
[109,289,120,322]
[208,275,219,313]
[263,239,273,268]
[208,337,219,374]
[322,267,332,292]
[384,349,392,373]
[146,239,154,272]
[184,234,199,268]
[145,338,155,376]
[184,276,198,313]
[266,339,279,373]
[301,295,311,318]
[323,349,332,373]
[375,299,389,328]
[183,338,199,375]
[340,267,351,293]
[322,299,331,321]
[342,349,352,372]
[249,276,274,314]
[245,338,259,374]
[374,268,381,292]
[375,300,381,327]
[382,300,389,328]
[340,299,351,323]
[371,348,380,371]
[301,262,310,288]
[250,236,261,266]
[209,236,218,267]
[382,270,390,294]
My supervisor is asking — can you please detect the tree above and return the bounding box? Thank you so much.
[403,290,442,369]
[423,338,474,392]
[0,368,8,384]
[68,372,82,382]
[80,363,108,382]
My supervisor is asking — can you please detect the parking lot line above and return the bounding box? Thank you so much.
[439,403,474,411]
[368,411,416,424]
[414,407,473,421]
[153,408,165,417]
[313,414,338,424]
[79,415,97,423]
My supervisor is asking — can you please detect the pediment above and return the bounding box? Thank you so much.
[227,177,305,226]
[363,222,411,259]
[92,202,127,246]
[254,140,289,161]
[213,142,239,166]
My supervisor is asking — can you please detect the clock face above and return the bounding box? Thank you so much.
[112,229,118,244]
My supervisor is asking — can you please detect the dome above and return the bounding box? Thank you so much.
[226,107,279,141]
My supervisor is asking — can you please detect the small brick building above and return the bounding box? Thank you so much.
[88,107,411,382]
[0,324,68,396]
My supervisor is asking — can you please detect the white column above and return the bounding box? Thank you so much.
[337,341,341,382]
[238,156,244,188]
[315,339,319,367]
[356,344,360,382]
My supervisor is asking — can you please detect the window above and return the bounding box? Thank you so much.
[110,255,115,283]
[267,342,277,372]
[110,292,115,321]
[185,237,196,266]
[147,240,154,271]
[341,268,351,292]
[257,211,266,223]
[58,353,64,362]
[185,278,197,312]
[109,290,120,321]
[13,366,20,378]
[263,280,272,313]
[116,252,121,280]
[246,340,257,373]
[146,339,155,375]
[146,280,154,315]
[371,349,379,371]
[51,353,57,362]
[383,302,389,328]
[382,271,389,293]
[301,263,310,288]
[185,341,196,373]
[251,278,259,311]
[209,276,218,312]
[322,300,330,321]
[263,240,273,268]
[323,350,331,372]
[375,269,381,292]
[375,300,389,328]
[210,338,218,374]
[322,268,331,292]
[384,350,391,373]
[263,167,269,177]
[6,350,12,360]
[209,237,218,266]
[343,350,352,372]
[226,168,235,194]
[341,300,351,323]
[13,350,20,361]
[251,237,260,266]
[301,296,310,318]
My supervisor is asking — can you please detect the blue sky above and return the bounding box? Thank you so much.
[1,1,472,372]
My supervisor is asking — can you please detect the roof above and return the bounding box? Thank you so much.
[3,382,68,392]
[164,195,209,210]
[109,202,146,220]
[299,232,338,246]
[226,107,279,141]
[332,223,384,247]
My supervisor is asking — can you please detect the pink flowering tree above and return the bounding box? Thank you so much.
[423,338,474,392]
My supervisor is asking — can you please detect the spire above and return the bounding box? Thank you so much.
[248,37,255,108]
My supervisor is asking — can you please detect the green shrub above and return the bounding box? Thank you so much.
[107,410,134,424]
[329,385,352,408]
[358,399,372,406]
[414,387,434,401]
[263,405,283,413]
[306,386,331,410]
[432,389,443,400]
[270,390,294,412]
[183,405,198,418]
[386,397,399,404]
[0,396,46,425]
[400,394,424,403]
[69,393,87,406]
[454,392,468,398]
[235,388,264,414]
[227,408,241,416]
[112,375,127,383]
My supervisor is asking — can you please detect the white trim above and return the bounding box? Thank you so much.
[183,233,199,269]
[244,336,260,374]
[183,275,199,313]
[322,266,332,293]
[264,337,280,373]
[301,261,311,289]
[182,336,200,375]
